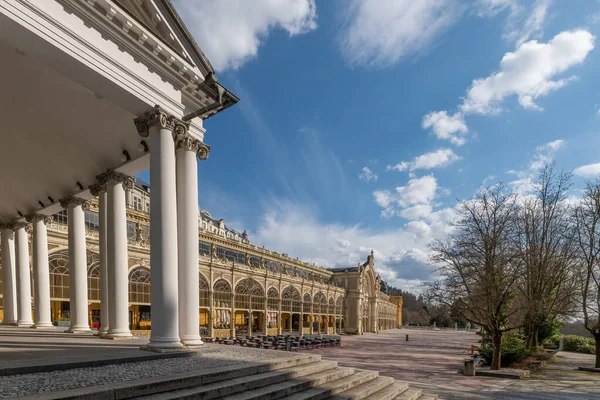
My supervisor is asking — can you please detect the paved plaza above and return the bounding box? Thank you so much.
[307,328,600,400]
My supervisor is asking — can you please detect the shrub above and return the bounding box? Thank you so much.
[544,334,595,354]
[478,333,534,367]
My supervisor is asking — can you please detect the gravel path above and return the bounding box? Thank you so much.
[0,345,298,399]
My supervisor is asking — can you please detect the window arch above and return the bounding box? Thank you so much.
[282,286,302,312]
[49,250,69,299]
[129,267,151,304]
[313,292,327,314]
[303,293,312,313]
[87,263,100,302]
[213,279,232,329]
[199,274,209,308]
[235,278,264,310]
[213,279,232,308]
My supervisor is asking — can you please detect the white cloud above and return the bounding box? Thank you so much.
[476,0,515,17]
[359,167,378,183]
[253,200,458,290]
[508,139,566,194]
[373,175,439,218]
[387,148,461,171]
[422,111,468,145]
[574,163,600,178]
[338,0,462,68]
[173,0,317,71]
[461,30,595,114]
[476,0,551,46]
[400,204,433,220]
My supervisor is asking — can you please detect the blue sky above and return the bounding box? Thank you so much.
[160,0,600,291]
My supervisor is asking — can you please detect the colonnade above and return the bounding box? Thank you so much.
[0,105,210,350]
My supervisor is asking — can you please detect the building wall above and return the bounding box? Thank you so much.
[0,183,399,335]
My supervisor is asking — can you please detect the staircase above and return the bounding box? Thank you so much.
[127,354,438,400]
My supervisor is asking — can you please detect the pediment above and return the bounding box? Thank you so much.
[112,0,213,76]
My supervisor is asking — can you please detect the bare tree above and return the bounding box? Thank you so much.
[515,164,579,349]
[427,184,523,370]
[573,180,600,368]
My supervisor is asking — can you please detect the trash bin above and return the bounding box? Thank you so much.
[464,359,476,376]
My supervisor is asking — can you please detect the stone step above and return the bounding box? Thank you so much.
[281,370,380,400]
[328,376,395,400]
[416,394,438,400]
[136,361,339,400]
[360,381,410,400]
[221,367,357,400]
[110,354,322,400]
[394,388,423,400]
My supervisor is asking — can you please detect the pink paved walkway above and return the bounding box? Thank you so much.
[308,328,515,393]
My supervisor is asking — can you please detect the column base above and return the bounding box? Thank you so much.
[67,326,91,333]
[15,321,34,327]
[105,331,133,340]
[1,321,18,325]
[97,329,109,337]
[181,336,204,347]
[146,336,184,350]
[32,323,55,329]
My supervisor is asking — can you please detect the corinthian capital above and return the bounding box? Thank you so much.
[175,135,211,161]
[26,214,53,225]
[59,196,90,210]
[13,221,31,232]
[96,170,134,190]
[134,105,178,137]
[89,183,107,197]
[0,222,14,230]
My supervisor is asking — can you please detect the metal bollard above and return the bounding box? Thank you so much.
[405,334,409,341]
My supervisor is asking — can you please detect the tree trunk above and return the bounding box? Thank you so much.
[594,333,600,369]
[491,332,502,370]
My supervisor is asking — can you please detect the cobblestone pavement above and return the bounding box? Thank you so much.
[307,329,600,400]
[0,327,300,399]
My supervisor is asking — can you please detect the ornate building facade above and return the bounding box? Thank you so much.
[0,179,400,337]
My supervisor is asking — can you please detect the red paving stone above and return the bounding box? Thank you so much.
[308,328,515,393]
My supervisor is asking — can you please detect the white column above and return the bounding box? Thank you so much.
[27,215,53,328]
[0,226,17,324]
[90,185,109,336]
[60,197,90,333]
[100,171,133,339]
[135,106,182,349]
[176,135,206,346]
[14,223,33,326]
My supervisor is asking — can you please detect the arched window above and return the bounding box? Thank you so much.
[87,263,100,301]
[328,297,335,314]
[303,293,312,313]
[336,296,343,316]
[129,267,151,304]
[267,287,279,310]
[235,278,264,310]
[267,287,279,328]
[314,292,327,314]
[86,251,100,301]
[282,286,302,313]
[199,274,209,308]
[213,279,232,329]
[49,250,70,300]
